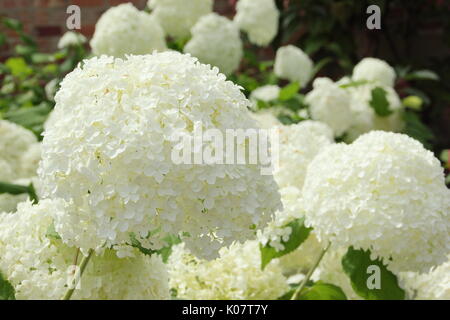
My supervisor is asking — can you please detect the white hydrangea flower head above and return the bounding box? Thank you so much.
[345,82,404,142]
[250,85,280,103]
[148,0,213,39]
[0,120,37,179]
[312,247,360,300]
[183,13,243,75]
[0,199,170,300]
[353,57,396,87]
[168,241,288,299]
[20,143,41,178]
[90,3,166,58]
[303,131,450,273]
[57,31,86,49]
[39,51,282,259]
[248,110,281,129]
[273,121,334,189]
[305,77,353,137]
[234,0,279,46]
[274,45,313,87]
[400,256,450,300]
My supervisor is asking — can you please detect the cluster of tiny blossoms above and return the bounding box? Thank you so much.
[90,3,166,58]
[38,51,282,259]
[0,200,169,300]
[234,0,279,46]
[184,13,243,75]
[168,241,288,300]
[148,0,213,39]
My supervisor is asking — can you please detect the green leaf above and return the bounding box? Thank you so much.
[404,70,439,81]
[46,222,61,240]
[339,80,370,88]
[279,82,300,101]
[369,87,392,117]
[4,103,52,138]
[130,233,181,263]
[0,33,6,47]
[260,217,312,270]
[298,281,347,300]
[0,272,15,300]
[3,18,22,32]
[0,181,29,195]
[440,150,449,169]
[5,57,33,78]
[342,247,405,300]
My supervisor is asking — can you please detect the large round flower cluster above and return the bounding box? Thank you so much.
[274,45,313,87]
[273,121,334,189]
[400,256,450,300]
[184,13,243,75]
[305,77,353,137]
[38,51,282,259]
[302,131,450,273]
[352,57,396,87]
[90,3,166,58]
[234,0,279,46]
[168,241,288,299]
[57,31,86,49]
[250,85,281,103]
[148,0,213,39]
[0,200,170,300]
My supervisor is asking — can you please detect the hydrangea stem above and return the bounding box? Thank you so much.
[291,242,330,300]
[62,248,94,300]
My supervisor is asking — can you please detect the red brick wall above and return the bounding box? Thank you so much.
[0,0,235,57]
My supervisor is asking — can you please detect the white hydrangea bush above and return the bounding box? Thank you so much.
[0,200,170,300]
[38,51,282,259]
[90,3,166,57]
[302,131,450,273]
[168,241,288,300]
[184,13,243,75]
[148,0,213,39]
[58,31,86,49]
[234,0,279,46]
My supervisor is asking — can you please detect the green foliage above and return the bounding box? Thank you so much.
[0,272,15,300]
[342,247,405,300]
[260,217,312,270]
[130,233,182,263]
[3,102,53,138]
[0,181,39,204]
[297,281,347,300]
[369,87,393,117]
[279,82,300,101]
[402,110,434,150]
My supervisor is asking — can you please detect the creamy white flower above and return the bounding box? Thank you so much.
[305,77,353,137]
[248,110,281,129]
[0,159,14,182]
[250,85,280,103]
[353,57,396,87]
[0,120,37,179]
[273,121,334,189]
[303,131,450,273]
[279,234,323,275]
[0,200,170,300]
[57,31,86,49]
[234,0,279,46]
[274,45,313,87]
[148,0,213,39]
[168,241,288,299]
[39,52,282,259]
[90,3,166,58]
[400,255,450,300]
[184,13,242,75]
